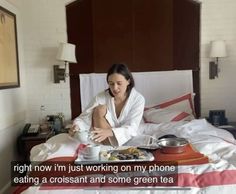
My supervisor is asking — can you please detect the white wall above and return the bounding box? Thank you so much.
[200,0,236,121]
[19,0,73,124]
[0,0,26,192]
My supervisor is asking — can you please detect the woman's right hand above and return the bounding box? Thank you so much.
[68,125,78,137]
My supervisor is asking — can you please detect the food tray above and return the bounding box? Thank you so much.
[74,147,154,165]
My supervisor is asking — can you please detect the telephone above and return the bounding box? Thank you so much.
[22,123,40,136]
[208,110,228,126]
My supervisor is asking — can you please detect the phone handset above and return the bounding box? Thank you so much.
[23,123,31,135]
[22,123,39,136]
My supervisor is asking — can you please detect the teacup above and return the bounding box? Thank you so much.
[75,131,89,143]
[82,144,101,159]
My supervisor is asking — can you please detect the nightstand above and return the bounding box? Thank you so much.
[219,122,236,139]
[18,130,54,161]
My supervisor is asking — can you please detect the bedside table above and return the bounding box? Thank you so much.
[18,130,54,161]
[219,122,236,139]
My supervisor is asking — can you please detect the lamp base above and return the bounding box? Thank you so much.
[53,65,65,83]
[209,61,218,79]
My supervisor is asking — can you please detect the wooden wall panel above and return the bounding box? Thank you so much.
[173,0,201,116]
[67,0,94,118]
[173,0,200,70]
[133,0,173,71]
[93,0,133,72]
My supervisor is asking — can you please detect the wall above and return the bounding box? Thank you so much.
[200,0,236,121]
[20,0,236,122]
[8,0,236,124]
[0,0,73,192]
[20,0,73,124]
[0,0,26,192]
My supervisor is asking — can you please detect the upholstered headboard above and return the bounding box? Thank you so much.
[79,70,194,111]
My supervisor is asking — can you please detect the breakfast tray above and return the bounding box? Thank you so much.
[74,147,154,165]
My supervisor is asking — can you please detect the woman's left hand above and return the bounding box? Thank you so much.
[91,127,113,142]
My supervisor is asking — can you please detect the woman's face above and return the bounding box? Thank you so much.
[108,73,130,99]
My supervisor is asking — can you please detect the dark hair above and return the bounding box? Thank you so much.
[106,64,135,97]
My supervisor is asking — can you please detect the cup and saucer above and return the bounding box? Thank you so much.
[80,144,101,161]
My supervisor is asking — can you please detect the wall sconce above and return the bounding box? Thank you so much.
[209,40,227,79]
[54,42,77,83]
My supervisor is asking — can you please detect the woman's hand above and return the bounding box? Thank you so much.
[68,125,78,137]
[91,127,113,143]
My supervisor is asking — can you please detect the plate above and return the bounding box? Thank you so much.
[74,147,154,165]
[137,145,160,150]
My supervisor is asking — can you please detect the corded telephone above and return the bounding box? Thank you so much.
[22,123,40,136]
[208,110,228,126]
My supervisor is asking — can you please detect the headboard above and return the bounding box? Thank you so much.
[79,70,194,111]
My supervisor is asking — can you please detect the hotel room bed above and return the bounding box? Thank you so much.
[14,71,236,194]
[14,119,236,194]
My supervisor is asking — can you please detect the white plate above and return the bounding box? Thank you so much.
[74,147,154,165]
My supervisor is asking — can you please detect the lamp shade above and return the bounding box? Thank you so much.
[56,42,77,63]
[209,40,227,58]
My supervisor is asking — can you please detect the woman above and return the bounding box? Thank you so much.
[69,64,145,146]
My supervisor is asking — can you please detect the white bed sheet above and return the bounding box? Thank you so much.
[16,71,236,194]
[15,119,236,194]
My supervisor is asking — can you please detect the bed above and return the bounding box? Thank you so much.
[13,70,236,194]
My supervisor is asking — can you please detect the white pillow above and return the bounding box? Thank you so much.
[144,93,195,123]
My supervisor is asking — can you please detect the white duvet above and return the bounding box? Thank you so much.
[16,119,236,194]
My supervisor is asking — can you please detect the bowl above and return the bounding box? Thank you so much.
[157,137,189,154]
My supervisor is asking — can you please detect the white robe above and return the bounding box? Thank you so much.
[73,88,145,146]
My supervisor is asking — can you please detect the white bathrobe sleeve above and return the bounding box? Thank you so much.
[110,91,145,146]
